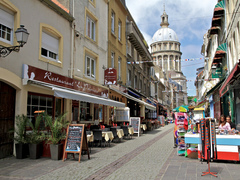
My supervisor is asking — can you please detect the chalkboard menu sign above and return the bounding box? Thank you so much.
[130,117,140,137]
[63,124,90,162]
[66,125,82,151]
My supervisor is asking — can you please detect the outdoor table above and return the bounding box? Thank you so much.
[128,127,134,135]
[116,129,124,138]
[140,124,147,131]
[87,132,94,142]
[102,131,114,142]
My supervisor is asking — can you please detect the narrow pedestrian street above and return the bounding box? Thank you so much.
[1,124,240,180]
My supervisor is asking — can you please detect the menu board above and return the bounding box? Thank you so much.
[66,125,83,152]
[130,117,140,137]
[63,124,90,162]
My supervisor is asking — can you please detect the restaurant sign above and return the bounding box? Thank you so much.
[104,68,117,85]
[22,64,108,97]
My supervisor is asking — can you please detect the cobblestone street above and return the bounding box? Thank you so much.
[1,124,240,180]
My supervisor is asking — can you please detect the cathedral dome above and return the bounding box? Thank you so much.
[152,27,179,43]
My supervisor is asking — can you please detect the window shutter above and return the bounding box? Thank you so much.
[42,32,59,54]
[0,8,14,29]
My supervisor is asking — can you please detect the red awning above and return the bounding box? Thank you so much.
[219,62,240,97]
[210,26,221,35]
[211,17,221,27]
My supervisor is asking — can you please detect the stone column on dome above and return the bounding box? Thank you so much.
[168,55,170,71]
[178,57,180,71]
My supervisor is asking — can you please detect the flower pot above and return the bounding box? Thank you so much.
[29,143,42,159]
[50,144,63,160]
[15,143,29,159]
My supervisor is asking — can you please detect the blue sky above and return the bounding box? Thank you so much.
[126,0,217,96]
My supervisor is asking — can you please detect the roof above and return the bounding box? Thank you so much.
[152,27,179,43]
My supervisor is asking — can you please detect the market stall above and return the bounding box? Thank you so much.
[185,132,240,161]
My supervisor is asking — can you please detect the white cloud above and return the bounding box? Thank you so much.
[126,0,217,96]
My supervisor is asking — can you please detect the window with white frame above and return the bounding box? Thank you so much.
[128,69,131,86]
[0,7,14,44]
[111,52,115,68]
[41,31,59,61]
[118,20,122,40]
[111,11,115,33]
[118,57,121,80]
[85,55,96,79]
[86,16,96,41]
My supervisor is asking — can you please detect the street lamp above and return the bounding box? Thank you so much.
[0,25,29,57]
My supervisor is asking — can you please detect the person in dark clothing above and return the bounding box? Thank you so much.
[226,116,236,129]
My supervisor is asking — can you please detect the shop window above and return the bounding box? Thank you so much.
[27,93,63,130]
[27,93,54,130]
[80,102,90,121]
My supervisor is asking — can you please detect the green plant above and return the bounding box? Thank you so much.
[26,116,45,144]
[10,115,28,144]
[39,112,69,145]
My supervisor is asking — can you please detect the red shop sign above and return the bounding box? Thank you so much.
[104,68,117,85]
[23,64,108,97]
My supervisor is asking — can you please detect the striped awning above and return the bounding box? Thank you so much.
[213,0,225,17]
[216,43,227,55]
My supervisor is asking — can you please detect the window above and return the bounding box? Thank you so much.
[86,16,96,41]
[111,52,115,68]
[128,69,131,86]
[27,93,61,130]
[41,31,59,61]
[85,55,96,79]
[111,11,115,33]
[39,24,63,66]
[118,20,122,40]
[118,57,121,80]
[134,76,137,89]
[0,7,14,44]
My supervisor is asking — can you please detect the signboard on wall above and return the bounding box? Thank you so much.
[104,68,117,85]
[22,64,108,97]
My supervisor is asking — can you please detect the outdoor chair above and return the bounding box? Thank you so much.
[110,127,120,143]
[121,126,131,139]
[92,129,105,147]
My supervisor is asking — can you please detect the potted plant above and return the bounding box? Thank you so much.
[41,112,69,160]
[11,115,29,159]
[26,116,45,159]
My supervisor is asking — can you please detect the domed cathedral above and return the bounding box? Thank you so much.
[150,8,188,107]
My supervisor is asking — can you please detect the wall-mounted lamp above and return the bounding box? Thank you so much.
[0,25,29,57]
[102,65,106,70]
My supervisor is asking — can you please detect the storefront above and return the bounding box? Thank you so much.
[23,64,125,126]
[109,85,156,119]
[219,61,240,126]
